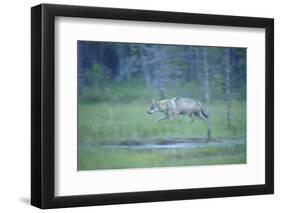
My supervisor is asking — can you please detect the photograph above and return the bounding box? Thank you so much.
[30,3,274,209]
[78,41,247,170]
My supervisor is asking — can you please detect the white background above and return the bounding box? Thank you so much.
[56,18,265,196]
[0,0,279,212]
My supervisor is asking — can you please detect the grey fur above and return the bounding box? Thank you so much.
[147,97,208,123]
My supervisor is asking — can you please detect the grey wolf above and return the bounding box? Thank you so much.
[147,97,208,123]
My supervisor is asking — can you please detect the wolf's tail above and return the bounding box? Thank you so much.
[200,109,208,119]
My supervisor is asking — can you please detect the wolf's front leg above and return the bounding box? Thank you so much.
[156,114,170,123]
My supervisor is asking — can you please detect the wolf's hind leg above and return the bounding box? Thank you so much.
[188,113,194,123]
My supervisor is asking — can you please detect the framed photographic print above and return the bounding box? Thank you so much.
[31,3,274,209]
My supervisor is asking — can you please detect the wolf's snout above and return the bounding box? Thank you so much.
[147,111,152,114]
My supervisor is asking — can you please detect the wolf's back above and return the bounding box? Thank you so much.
[175,97,199,109]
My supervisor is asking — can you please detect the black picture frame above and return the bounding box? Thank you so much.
[31,3,274,209]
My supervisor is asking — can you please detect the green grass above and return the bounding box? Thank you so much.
[78,101,246,170]
[78,101,246,145]
[79,141,246,170]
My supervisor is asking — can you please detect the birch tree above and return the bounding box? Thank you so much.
[202,47,211,140]
[225,48,232,128]
[140,45,168,99]
[202,47,210,104]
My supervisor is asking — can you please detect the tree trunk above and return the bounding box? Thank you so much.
[139,46,152,88]
[207,121,211,141]
[202,48,211,140]
[203,48,210,104]
[225,48,232,128]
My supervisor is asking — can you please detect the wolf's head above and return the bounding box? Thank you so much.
[147,99,159,114]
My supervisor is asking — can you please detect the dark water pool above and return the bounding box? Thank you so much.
[80,138,245,151]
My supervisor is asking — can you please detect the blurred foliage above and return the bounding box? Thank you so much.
[78,41,246,103]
